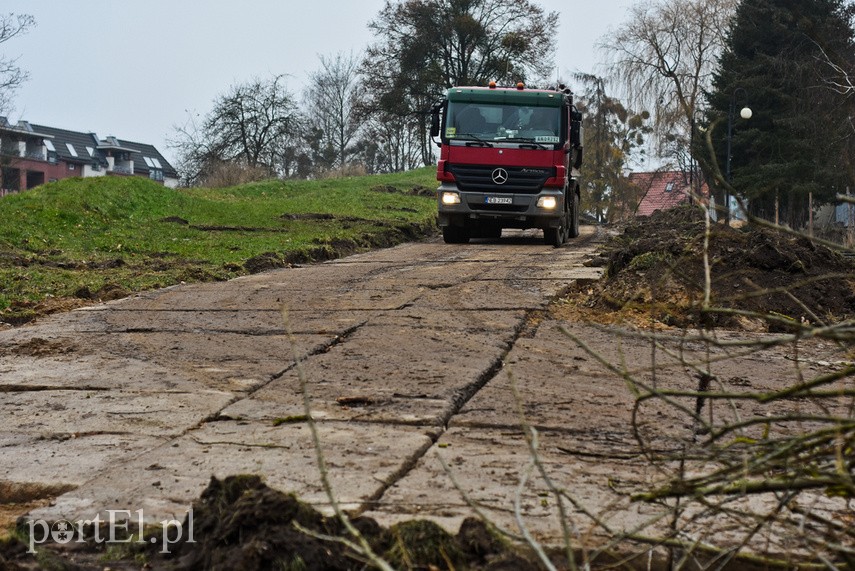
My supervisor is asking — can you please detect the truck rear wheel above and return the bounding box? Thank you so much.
[442,225,470,244]
[568,191,580,239]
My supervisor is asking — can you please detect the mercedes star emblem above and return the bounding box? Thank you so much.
[491,168,509,185]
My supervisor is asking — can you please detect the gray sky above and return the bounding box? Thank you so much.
[3,1,636,165]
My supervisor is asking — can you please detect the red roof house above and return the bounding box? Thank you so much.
[630,171,709,217]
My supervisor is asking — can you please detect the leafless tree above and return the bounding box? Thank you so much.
[601,0,737,158]
[170,75,303,186]
[355,111,423,174]
[815,40,855,97]
[0,13,34,116]
[303,52,364,175]
[813,38,855,197]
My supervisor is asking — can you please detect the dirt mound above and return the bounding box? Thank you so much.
[0,476,546,569]
[2,297,92,326]
[146,475,541,570]
[243,251,293,273]
[73,283,130,301]
[564,206,855,331]
[0,476,524,571]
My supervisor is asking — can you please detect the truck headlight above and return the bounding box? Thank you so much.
[537,196,558,209]
[441,191,461,205]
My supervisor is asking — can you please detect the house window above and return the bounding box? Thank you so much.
[66,143,78,157]
[149,169,163,181]
[68,163,75,171]
[665,182,675,193]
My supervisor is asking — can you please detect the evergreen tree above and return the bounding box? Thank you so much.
[705,0,855,227]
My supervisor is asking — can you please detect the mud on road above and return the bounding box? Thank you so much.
[1,223,852,570]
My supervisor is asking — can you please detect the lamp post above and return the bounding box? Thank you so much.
[725,87,752,224]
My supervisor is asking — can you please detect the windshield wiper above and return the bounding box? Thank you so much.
[458,133,494,147]
[501,137,549,150]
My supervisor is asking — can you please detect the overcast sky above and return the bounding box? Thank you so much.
[3,1,637,165]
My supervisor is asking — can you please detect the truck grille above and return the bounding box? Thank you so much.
[447,164,554,194]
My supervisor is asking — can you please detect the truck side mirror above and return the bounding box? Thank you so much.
[570,110,583,149]
[430,105,442,138]
[569,108,583,169]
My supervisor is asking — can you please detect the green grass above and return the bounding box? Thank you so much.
[0,168,438,323]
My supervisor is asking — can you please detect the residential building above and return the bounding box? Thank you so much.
[0,118,179,195]
[629,170,710,217]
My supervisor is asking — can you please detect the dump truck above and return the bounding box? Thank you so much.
[430,82,583,246]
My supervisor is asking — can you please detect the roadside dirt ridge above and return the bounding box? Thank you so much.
[1,229,604,543]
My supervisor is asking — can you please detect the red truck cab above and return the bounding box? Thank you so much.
[430,83,583,246]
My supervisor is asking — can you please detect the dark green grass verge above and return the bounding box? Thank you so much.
[0,168,438,324]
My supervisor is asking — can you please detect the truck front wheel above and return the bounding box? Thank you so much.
[543,194,570,247]
[442,225,470,244]
[543,219,566,247]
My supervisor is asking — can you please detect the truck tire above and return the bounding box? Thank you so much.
[568,191,580,239]
[543,217,566,247]
[442,225,470,244]
[544,192,570,247]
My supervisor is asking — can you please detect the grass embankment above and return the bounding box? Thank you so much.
[0,168,438,324]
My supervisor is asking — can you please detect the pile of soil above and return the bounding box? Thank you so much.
[0,476,547,570]
[565,206,855,331]
[154,476,542,570]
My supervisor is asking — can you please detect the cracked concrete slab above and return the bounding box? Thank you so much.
[365,319,853,553]
[221,321,514,425]
[4,229,613,538]
[360,424,667,546]
[0,432,170,486]
[27,421,436,523]
[3,225,851,566]
[1,389,233,436]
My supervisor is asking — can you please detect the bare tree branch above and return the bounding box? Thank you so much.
[600,0,736,157]
[0,13,35,115]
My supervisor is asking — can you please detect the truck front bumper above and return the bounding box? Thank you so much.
[437,183,565,229]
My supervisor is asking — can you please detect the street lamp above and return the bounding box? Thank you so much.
[725,87,752,224]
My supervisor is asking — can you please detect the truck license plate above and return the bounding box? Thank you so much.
[485,196,513,205]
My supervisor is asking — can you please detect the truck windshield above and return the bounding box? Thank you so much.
[446,102,561,145]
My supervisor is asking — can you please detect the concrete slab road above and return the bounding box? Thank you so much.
[0,228,604,540]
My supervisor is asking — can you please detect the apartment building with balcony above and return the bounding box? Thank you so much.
[0,118,179,195]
